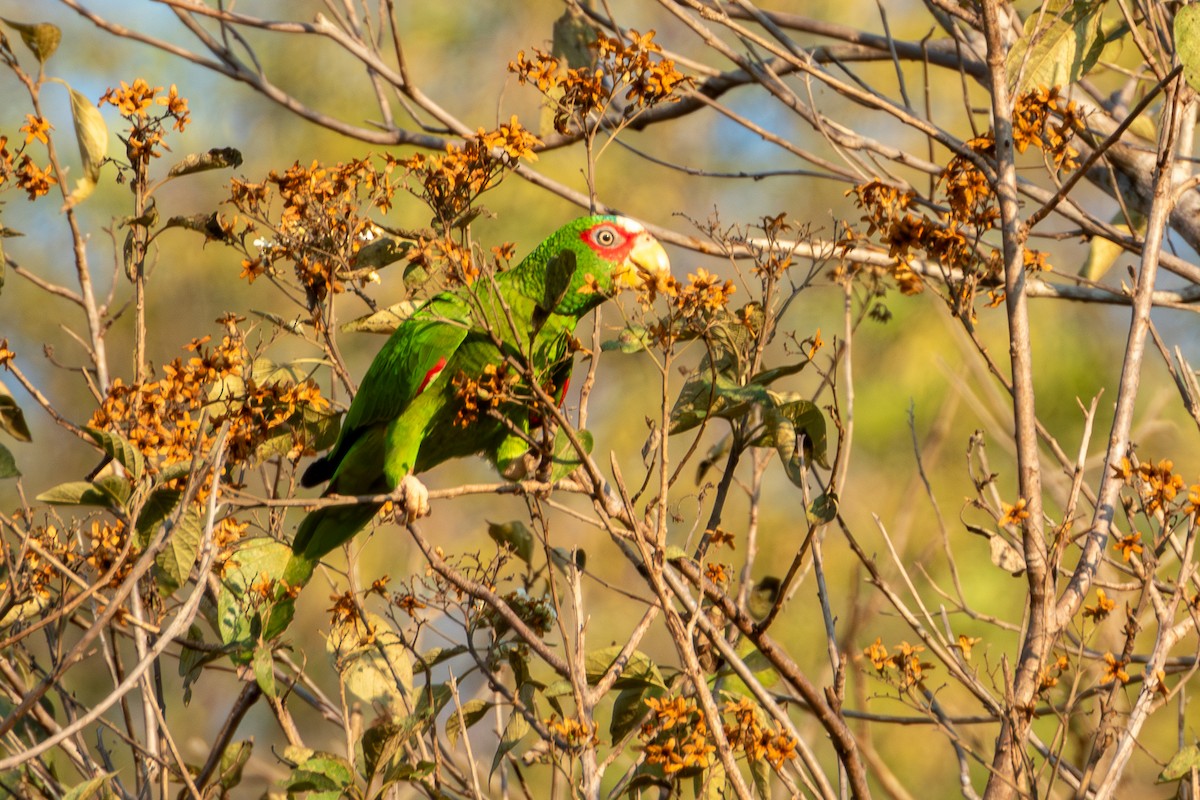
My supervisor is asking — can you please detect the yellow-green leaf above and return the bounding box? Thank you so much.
[1,19,60,64]
[1177,4,1200,93]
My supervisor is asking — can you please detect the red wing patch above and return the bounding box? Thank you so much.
[416,356,447,395]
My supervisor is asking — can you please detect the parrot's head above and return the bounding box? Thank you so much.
[573,215,671,295]
[512,214,671,316]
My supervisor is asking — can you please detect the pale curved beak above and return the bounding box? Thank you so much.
[615,233,671,289]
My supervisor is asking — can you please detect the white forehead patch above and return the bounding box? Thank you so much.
[614,216,645,234]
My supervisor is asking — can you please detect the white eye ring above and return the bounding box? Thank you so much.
[594,226,618,246]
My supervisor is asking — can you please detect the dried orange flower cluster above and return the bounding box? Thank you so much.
[0,127,57,200]
[545,715,599,749]
[1112,456,1187,515]
[452,363,513,427]
[100,79,190,162]
[88,328,329,480]
[1012,86,1083,170]
[844,87,1078,310]
[509,29,690,134]
[1037,654,1070,693]
[1,522,76,602]
[640,695,715,775]
[722,697,799,769]
[639,694,799,775]
[228,157,399,305]
[400,118,540,224]
[862,636,934,691]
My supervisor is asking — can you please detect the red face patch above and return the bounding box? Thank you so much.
[579,221,639,263]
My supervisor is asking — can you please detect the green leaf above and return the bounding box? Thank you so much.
[669,370,769,435]
[602,324,654,354]
[342,301,419,334]
[362,718,404,781]
[548,426,592,482]
[1,19,60,64]
[488,520,535,564]
[166,147,242,179]
[56,80,107,208]
[1080,211,1145,281]
[216,537,293,650]
[491,702,531,776]
[1158,743,1200,782]
[585,646,666,688]
[214,739,252,793]
[178,624,212,705]
[85,427,144,482]
[162,212,233,243]
[351,236,412,272]
[135,487,183,545]
[36,477,129,509]
[1006,0,1105,95]
[747,576,781,621]
[808,492,838,524]
[755,395,829,481]
[282,748,355,793]
[252,643,276,699]
[327,611,413,714]
[153,505,204,593]
[0,442,19,478]
[552,6,599,68]
[445,698,491,747]
[610,684,662,741]
[0,385,32,441]
[1178,5,1200,93]
[60,773,116,800]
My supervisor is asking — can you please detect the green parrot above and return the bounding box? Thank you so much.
[287,215,670,583]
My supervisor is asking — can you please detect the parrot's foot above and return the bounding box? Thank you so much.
[394,474,430,522]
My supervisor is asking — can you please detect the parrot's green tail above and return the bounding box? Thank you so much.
[288,501,384,581]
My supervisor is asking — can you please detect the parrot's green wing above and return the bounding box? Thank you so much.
[292,293,472,562]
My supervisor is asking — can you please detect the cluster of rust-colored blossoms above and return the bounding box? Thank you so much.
[226,118,541,309]
[100,78,190,164]
[228,157,400,306]
[510,28,690,134]
[87,322,331,480]
[638,694,799,776]
[841,87,1084,313]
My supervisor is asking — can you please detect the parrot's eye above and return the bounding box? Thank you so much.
[594,226,619,247]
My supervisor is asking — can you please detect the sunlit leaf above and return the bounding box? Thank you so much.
[748,576,782,621]
[214,740,252,794]
[1,19,60,64]
[252,643,276,698]
[85,426,143,482]
[36,477,129,509]
[1006,0,1105,94]
[328,611,413,714]
[585,645,666,688]
[0,384,32,441]
[445,698,490,747]
[1158,743,1200,782]
[488,519,535,564]
[1080,211,1144,282]
[0,442,18,478]
[1177,4,1200,93]
[166,147,242,178]
[342,301,420,334]
[153,505,204,594]
[352,236,411,272]
[59,773,115,800]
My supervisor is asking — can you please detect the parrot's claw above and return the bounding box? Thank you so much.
[395,474,431,522]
